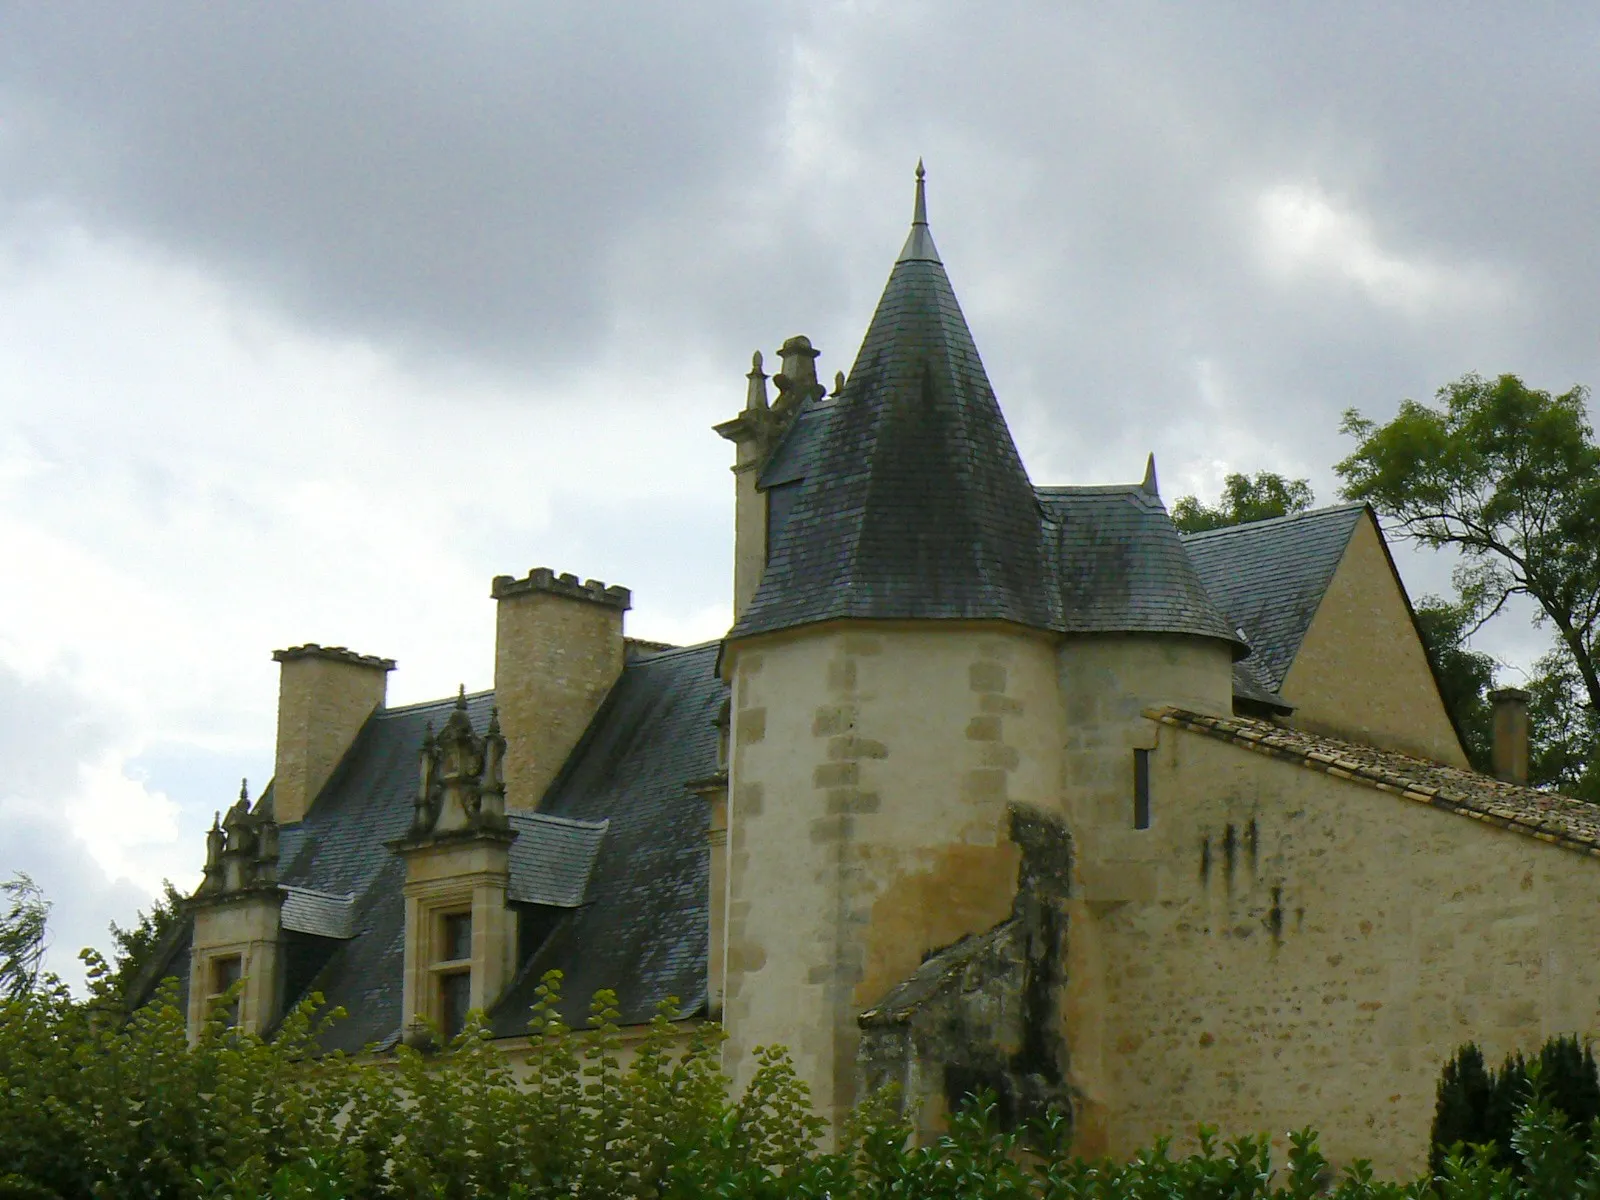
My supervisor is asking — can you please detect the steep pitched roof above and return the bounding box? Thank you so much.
[1151,707,1600,858]
[1181,504,1367,689]
[491,642,722,1032]
[150,639,724,1050]
[1036,483,1243,650]
[731,168,1054,638]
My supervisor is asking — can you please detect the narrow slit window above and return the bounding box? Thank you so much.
[1133,749,1151,830]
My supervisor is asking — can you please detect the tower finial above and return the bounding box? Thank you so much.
[1142,453,1159,497]
[897,160,941,265]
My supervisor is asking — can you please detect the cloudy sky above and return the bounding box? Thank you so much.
[2,3,1596,987]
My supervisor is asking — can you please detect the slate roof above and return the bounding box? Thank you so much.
[506,812,608,908]
[1037,484,1244,651]
[280,887,356,940]
[490,641,722,1033]
[731,172,1055,639]
[1152,707,1600,857]
[147,637,723,1049]
[731,172,1255,662]
[1181,504,1366,690]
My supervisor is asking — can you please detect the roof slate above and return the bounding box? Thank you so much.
[506,812,608,908]
[246,640,723,1049]
[491,642,723,1032]
[1152,707,1600,857]
[731,187,1055,639]
[1037,485,1243,650]
[1181,505,1366,690]
[280,887,356,940]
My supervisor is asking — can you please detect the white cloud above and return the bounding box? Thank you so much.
[1255,181,1510,317]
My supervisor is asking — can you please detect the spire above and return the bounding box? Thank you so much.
[1142,453,1159,496]
[731,165,1052,638]
[897,160,941,264]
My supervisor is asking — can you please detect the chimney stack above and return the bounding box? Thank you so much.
[491,568,629,809]
[714,338,824,621]
[271,644,394,824]
[1489,687,1531,785]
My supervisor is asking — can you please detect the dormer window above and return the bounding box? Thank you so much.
[434,910,473,1040]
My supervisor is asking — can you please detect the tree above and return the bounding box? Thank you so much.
[1337,373,1600,725]
[1528,648,1600,801]
[0,872,49,999]
[1413,595,1498,774]
[107,878,186,1007]
[1171,472,1315,534]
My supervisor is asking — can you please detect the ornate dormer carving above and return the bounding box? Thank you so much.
[189,779,284,1039]
[405,688,511,843]
[199,780,279,898]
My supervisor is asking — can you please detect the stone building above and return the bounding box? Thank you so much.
[141,168,1600,1177]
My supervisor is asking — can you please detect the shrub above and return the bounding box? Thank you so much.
[8,960,1600,1198]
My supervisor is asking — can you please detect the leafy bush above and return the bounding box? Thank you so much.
[1431,1037,1600,1175]
[7,958,1600,1198]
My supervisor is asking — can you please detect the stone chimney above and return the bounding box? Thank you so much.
[1489,687,1531,784]
[714,337,826,620]
[271,644,395,825]
[490,568,629,809]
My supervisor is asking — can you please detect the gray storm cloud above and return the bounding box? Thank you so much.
[1,3,1596,978]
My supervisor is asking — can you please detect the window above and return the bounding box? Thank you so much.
[208,954,242,1027]
[1133,749,1151,830]
[442,911,472,963]
[432,910,472,1041]
[440,970,472,1041]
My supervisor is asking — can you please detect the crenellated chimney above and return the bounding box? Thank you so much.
[490,568,629,809]
[271,644,394,824]
[1489,687,1531,785]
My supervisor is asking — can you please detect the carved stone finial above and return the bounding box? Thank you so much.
[239,778,249,806]
[745,350,769,413]
[455,684,468,710]
[833,370,845,396]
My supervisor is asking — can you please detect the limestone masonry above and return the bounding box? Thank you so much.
[140,168,1600,1179]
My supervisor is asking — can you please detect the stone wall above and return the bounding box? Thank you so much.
[1071,724,1600,1177]
[1283,511,1467,767]
[723,623,1062,1129]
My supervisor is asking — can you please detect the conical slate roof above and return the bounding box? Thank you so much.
[731,166,1055,638]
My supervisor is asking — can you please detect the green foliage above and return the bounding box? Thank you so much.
[1171,472,1316,534]
[1430,1037,1600,1176]
[8,963,1600,1198]
[0,871,49,1000]
[1413,596,1499,773]
[1530,648,1600,802]
[107,878,187,1009]
[1337,373,1600,739]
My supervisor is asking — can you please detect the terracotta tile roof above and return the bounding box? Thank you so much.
[1149,707,1600,857]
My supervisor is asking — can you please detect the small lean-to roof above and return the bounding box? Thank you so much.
[1181,504,1366,690]
[280,887,356,940]
[1037,483,1244,651]
[491,641,723,1032]
[506,812,608,908]
[731,169,1054,639]
[1151,707,1600,857]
